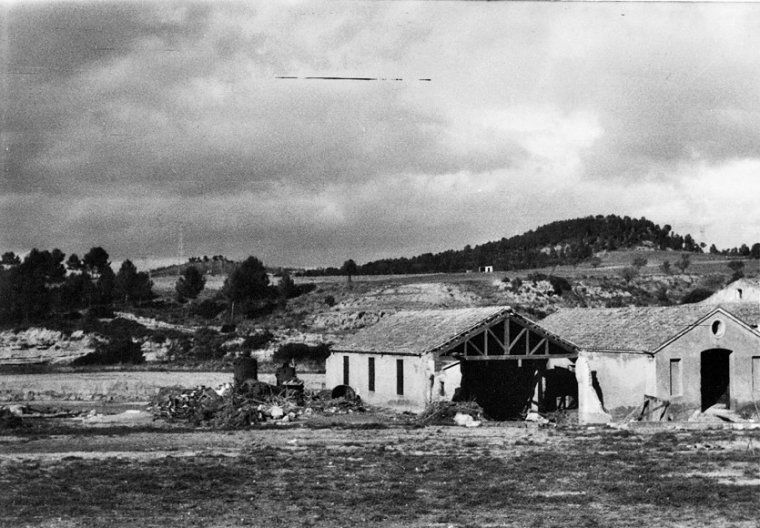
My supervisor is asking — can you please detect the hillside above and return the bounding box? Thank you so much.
[307,214,703,276]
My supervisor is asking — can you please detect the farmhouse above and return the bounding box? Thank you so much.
[328,298,760,424]
[327,306,578,416]
[700,278,760,304]
[541,303,760,422]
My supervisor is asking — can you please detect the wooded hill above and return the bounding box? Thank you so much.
[306,215,704,276]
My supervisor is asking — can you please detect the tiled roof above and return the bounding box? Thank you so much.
[540,303,760,354]
[332,306,511,355]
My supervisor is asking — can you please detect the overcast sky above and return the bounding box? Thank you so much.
[2,1,760,268]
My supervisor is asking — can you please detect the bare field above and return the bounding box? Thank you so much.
[0,371,326,402]
[1,422,760,527]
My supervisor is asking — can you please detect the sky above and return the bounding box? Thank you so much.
[2,1,760,269]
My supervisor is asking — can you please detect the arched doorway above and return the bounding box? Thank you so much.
[701,348,731,411]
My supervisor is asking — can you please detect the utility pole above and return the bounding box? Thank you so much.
[177,225,184,269]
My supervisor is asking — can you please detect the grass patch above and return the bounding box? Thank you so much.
[3,428,760,527]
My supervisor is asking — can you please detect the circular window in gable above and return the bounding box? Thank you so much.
[711,320,725,337]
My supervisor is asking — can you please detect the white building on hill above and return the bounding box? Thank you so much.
[700,278,760,304]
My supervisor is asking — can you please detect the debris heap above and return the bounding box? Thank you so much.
[417,400,484,426]
[150,381,365,428]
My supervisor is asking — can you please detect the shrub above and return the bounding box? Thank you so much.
[324,295,336,307]
[189,299,227,319]
[526,273,571,295]
[675,254,691,273]
[238,299,278,319]
[620,266,638,284]
[243,330,274,350]
[631,255,648,269]
[272,343,331,367]
[727,260,745,282]
[72,336,144,365]
[190,327,227,360]
[681,288,714,304]
[79,316,151,340]
[87,305,115,319]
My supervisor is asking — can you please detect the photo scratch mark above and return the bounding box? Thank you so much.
[276,76,430,82]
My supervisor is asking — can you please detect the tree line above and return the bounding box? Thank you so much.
[302,215,719,276]
[0,247,152,324]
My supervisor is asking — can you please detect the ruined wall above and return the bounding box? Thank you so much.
[655,313,760,419]
[432,361,461,403]
[578,351,654,422]
[325,352,432,411]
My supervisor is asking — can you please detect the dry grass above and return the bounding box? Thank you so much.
[1,425,760,527]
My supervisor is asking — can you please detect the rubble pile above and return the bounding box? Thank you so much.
[150,381,365,428]
[418,400,484,426]
[0,404,83,429]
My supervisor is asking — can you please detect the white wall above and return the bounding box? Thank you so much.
[326,352,435,411]
[577,351,655,422]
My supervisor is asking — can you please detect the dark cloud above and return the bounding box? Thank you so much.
[3,2,760,265]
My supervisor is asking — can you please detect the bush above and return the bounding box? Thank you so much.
[631,255,648,269]
[675,254,691,273]
[681,288,714,304]
[189,299,227,319]
[238,299,278,319]
[190,327,227,361]
[243,330,274,350]
[79,316,151,340]
[87,305,115,319]
[526,273,571,295]
[272,343,331,367]
[324,295,336,307]
[620,266,638,284]
[72,336,144,365]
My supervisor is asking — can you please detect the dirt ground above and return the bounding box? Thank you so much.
[2,410,760,528]
[0,372,326,402]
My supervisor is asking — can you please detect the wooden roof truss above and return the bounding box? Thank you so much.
[441,312,578,363]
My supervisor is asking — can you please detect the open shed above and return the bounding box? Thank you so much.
[328,306,578,417]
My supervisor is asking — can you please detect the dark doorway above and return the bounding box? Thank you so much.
[458,360,547,420]
[701,349,731,411]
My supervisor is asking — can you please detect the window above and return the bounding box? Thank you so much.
[753,357,760,392]
[396,359,404,396]
[343,356,349,386]
[368,357,375,392]
[670,359,682,396]
[711,320,725,337]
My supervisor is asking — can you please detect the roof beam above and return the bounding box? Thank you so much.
[459,353,577,361]
[435,313,509,355]
[465,336,485,356]
[508,328,527,352]
[528,337,547,356]
[486,327,507,353]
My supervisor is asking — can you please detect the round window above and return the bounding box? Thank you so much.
[711,320,725,337]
